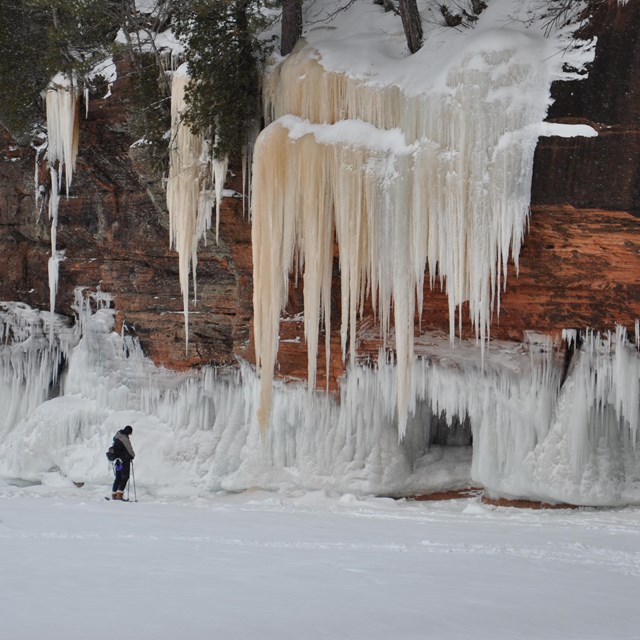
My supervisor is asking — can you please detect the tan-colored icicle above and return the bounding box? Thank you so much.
[252,121,401,431]
[167,73,204,350]
[252,124,297,430]
[253,46,545,434]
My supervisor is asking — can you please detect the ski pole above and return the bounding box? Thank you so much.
[131,461,137,502]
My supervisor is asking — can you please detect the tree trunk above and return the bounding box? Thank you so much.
[398,0,423,53]
[281,0,302,56]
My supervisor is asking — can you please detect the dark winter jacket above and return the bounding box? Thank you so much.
[112,430,135,462]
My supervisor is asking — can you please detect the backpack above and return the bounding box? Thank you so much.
[106,444,117,461]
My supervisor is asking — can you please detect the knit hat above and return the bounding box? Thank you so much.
[123,425,133,435]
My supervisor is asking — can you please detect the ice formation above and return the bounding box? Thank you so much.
[0,303,75,439]
[2,296,640,506]
[252,8,596,432]
[166,68,228,349]
[46,73,80,197]
[45,74,80,339]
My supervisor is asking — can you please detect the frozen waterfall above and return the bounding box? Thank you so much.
[252,24,596,433]
[6,0,638,507]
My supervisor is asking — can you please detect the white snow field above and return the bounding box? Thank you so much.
[1,485,640,640]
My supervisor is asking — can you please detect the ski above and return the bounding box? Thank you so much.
[104,496,130,502]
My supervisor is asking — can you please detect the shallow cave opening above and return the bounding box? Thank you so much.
[426,410,473,447]
[402,401,472,457]
[399,400,475,496]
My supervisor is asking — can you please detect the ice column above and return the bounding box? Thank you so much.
[0,302,76,437]
[521,328,640,505]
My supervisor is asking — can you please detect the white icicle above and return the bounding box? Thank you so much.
[212,156,229,243]
[166,71,209,350]
[45,74,79,328]
[166,69,230,350]
[47,167,60,343]
[45,73,79,197]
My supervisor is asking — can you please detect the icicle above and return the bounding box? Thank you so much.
[47,167,61,343]
[251,123,296,430]
[166,68,229,351]
[166,71,208,350]
[44,73,79,331]
[45,73,79,197]
[212,155,228,243]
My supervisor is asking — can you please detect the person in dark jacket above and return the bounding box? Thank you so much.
[111,425,135,500]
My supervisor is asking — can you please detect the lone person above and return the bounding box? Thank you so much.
[111,425,135,500]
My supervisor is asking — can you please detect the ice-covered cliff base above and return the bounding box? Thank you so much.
[1,297,639,506]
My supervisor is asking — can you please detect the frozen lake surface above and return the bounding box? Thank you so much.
[1,482,639,640]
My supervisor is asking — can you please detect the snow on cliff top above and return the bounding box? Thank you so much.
[300,0,595,94]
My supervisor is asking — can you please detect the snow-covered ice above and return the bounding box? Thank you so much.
[1,484,639,640]
[2,291,640,507]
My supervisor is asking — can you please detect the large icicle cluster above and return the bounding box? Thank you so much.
[252,36,595,432]
[166,68,228,350]
[45,74,80,338]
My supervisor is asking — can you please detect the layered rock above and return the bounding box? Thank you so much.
[532,0,640,213]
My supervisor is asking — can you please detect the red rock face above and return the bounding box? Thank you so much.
[532,0,640,214]
[0,62,255,369]
[1,3,639,388]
